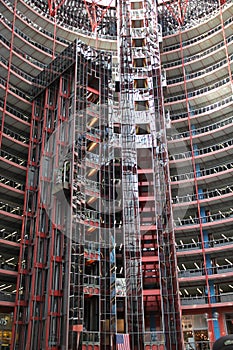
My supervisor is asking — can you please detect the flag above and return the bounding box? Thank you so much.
[116,333,130,350]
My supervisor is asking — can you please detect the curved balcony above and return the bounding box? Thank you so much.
[170,95,233,122]
[174,208,233,227]
[2,15,53,58]
[163,32,233,69]
[0,99,31,124]
[0,291,15,303]
[167,52,233,87]
[0,34,45,71]
[180,292,233,306]
[164,76,230,105]
[0,150,27,167]
[169,137,233,162]
[21,0,117,41]
[2,126,29,145]
[0,77,31,102]
[170,160,233,182]
[170,114,233,141]
[4,0,69,46]
[161,0,232,37]
[162,4,232,52]
[0,202,24,217]
[0,228,21,243]
[178,264,233,279]
[176,235,233,252]
[172,184,233,205]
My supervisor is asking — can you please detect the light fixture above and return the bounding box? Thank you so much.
[88,142,97,151]
[225,259,232,265]
[88,117,98,127]
[87,196,96,204]
[88,168,97,177]
[5,257,15,263]
[0,285,12,291]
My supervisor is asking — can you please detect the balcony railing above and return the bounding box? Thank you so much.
[170,160,233,182]
[163,21,233,68]
[0,229,21,243]
[0,77,31,101]
[0,175,25,191]
[0,99,31,123]
[165,76,230,104]
[174,209,233,227]
[180,292,233,305]
[83,275,100,286]
[170,95,233,121]
[0,201,23,216]
[178,264,233,278]
[2,14,54,56]
[163,10,232,52]
[172,184,233,204]
[3,126,29,144]
[169,136,233,161]
[0,150,27,167]
[176,235,233,251]
[170,114,233,141]
[0,291,15,303]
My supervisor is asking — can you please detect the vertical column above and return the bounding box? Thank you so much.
[117,0,144,348]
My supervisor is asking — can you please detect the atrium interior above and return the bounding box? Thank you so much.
[0,0,233,349]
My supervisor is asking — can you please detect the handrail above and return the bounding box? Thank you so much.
[5,0,69,45]
[0,291,15,302]
[0,229,21,243]
[0,175,25,191]
[170,160,233,182]
[174,208,233,227]
[169,136,233,161]
[163,32,233,69]
[172,184,233,204]
[167,53,233,86]
[0,35,45,69]
[22,0,117,41]
[0,53,41,87]
[165,76,230,104]
[161,0,231,42]
[0,149,27,167]
[176,235,233,251]
[163,14,233,54]
[170,115,233,141]
[1,14,53,56]
[0,201,23,216]
[178,263,233,278]
[180,292,233,305]
[3,126,29,144]
[0,99,31,123]
[0,77,31,101]
[170,95,233,121]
